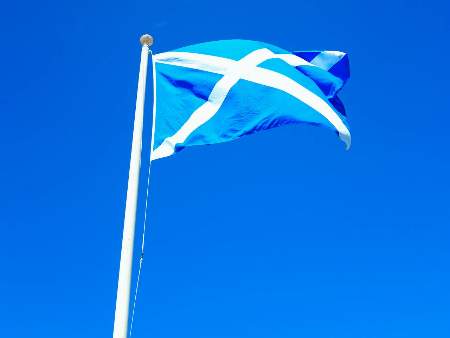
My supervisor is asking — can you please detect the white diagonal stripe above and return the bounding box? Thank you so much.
[151,49,277,160]
[152,49,350,160]
[154,51,310,72]
[309,51,345,71]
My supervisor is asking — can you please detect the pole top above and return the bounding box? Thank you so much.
[140,34,154,47]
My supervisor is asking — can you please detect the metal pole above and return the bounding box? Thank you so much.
[113,34,154,338]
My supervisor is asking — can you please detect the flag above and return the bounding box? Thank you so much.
[150,39,351,161]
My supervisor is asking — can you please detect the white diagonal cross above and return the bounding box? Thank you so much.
[151,48,350,160]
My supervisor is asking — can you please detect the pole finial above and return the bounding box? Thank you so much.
[140,34,154,47]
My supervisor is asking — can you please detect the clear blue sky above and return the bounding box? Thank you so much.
[1,0,449,337]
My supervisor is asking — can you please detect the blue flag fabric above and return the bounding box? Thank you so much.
[150,40,350,160]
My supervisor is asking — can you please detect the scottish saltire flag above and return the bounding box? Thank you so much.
[150,40,350,161]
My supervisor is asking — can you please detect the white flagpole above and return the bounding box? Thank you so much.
[113,34,154,338]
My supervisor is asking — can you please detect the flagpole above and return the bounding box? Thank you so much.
[113,34,154,338]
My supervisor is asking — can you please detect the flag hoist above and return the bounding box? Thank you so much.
[113,34,153,338]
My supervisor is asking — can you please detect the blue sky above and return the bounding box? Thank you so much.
[1,0,449,337]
